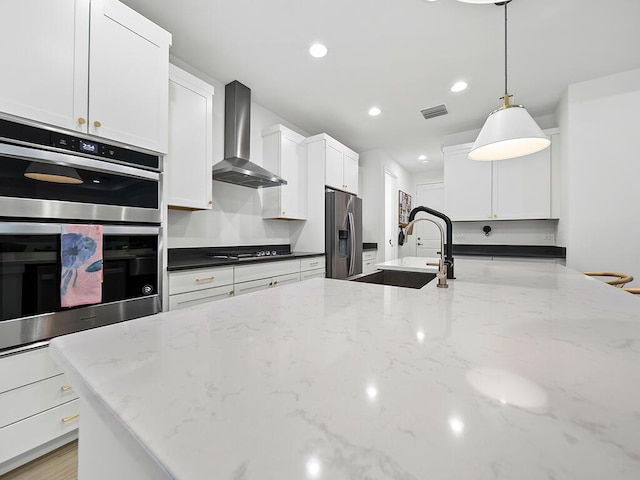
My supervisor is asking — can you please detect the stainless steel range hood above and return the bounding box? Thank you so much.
[212,81,286,189]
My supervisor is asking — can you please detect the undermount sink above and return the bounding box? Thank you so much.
[349,270,436,289]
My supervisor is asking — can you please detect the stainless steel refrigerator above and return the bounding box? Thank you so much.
[325,190,362,279]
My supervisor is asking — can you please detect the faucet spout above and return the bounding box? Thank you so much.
[404,217,449,288]
[406,206,455,280]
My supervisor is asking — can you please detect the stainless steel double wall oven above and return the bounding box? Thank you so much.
[0,118,162,351]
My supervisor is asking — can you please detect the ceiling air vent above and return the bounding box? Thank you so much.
[421,104,448,120]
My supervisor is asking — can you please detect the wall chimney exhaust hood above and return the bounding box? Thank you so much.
[212,81,287,189]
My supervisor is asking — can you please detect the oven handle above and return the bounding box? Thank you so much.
[0,143,159,181]
[0,222,160,235]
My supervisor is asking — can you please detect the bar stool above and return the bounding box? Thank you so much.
[583,272,634,288]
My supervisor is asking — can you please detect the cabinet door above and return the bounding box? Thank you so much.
[0,0,89,131]
[444,147,492,221]
[343,149,359,195]
[492,147,551,219]
[166,65,214,210]
[325,141,344,190]
[88,0,171,153]
[280,133,306,218]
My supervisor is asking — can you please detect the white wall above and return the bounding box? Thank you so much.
[166,56,309,248]
[560,68,640,286]
[359,149,412,261]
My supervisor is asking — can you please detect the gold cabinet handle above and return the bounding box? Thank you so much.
[229,290,234,296]
[195,276,215,283]
[309,261,319,266]
[93,120,102,128]
[61,413,80,423]
[273,280,278,285]
[77,117,86,125]
[208,200,213,205]
[60,385,73,392]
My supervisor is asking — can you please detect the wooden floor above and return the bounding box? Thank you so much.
[1,441,78,480]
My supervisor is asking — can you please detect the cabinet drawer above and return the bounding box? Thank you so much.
[363,250,377,261]
[0,345,61,394]
[168,285,235,310]
[362,260,376,275]
[0,374,78,428]
[301,268,325,281]
[169,267,234,295]
[235,272,300,296]
[234,259,300,284]
[0,398,79,466]
[271,272,300,288]
[301,256,325,271]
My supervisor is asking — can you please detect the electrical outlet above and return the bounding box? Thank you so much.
[454,233,465,241]
[544,233,553,241]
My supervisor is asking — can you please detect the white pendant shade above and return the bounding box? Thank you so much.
[468,105,550,161]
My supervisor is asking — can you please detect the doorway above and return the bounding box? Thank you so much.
[414,182,445,258]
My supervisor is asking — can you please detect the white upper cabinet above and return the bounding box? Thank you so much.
[0,0,171,153]
[306,133,359,195]
[444,147,493,221]
[88,0,171,153]
[166,64,214,210]
[262,125,307,220]
[444,129,558,221]
[0,0,90,132]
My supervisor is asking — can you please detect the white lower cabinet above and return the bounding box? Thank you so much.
[362,250,377,274]
[168,257,327,309]
[169,285,235,310]
[0,345,79,475]
[234,260,301,296]
[235,272,300,296]
[0,399,80,472]
[300,256,326,281]
[168,266,234,311]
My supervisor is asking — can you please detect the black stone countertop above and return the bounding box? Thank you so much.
[452,244,566,259]
[168,246,324,272]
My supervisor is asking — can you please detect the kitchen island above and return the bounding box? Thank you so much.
[50,259,640,479]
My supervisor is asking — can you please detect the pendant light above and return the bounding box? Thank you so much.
[468,0,550,161]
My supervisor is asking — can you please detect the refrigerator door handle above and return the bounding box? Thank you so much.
[348,211,356,275]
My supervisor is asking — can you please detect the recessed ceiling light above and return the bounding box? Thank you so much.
[368,107,382,116]
[309,43,327,58]
[422,160,430,164]
[451,81,468,92]
[418,155,427,160]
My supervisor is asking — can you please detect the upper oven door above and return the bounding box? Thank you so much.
[0,143,160,223]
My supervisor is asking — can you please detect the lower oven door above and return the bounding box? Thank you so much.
[0,223,161,351]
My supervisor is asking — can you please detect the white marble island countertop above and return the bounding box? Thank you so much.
[50,259,640,479]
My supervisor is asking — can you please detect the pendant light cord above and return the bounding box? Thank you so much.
[504,1,508,96]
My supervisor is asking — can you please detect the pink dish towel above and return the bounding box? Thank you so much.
[60,225,103,308]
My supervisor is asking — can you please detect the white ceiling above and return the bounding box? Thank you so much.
[121,0,640,173]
